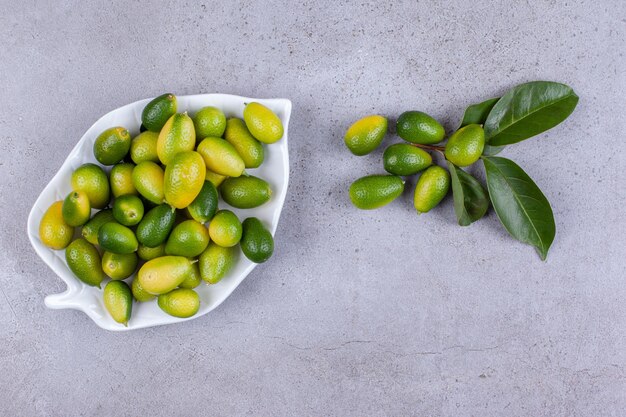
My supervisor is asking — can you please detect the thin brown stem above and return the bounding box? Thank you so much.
[408,143,446,153]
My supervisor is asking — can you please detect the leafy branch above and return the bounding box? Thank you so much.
[346,81,579,259]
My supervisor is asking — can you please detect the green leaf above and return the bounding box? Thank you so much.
[460,97,505,155]
[459,97,500,127]
[482,156,555,260]
[484,81,578,146]
[482,144,505,156]
[447,161,489,226]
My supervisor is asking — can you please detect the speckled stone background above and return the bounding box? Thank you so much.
[1,0,625,415]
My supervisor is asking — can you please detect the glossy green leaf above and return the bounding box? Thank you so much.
[447,161,489,226]
[460,97,505,155]
[483,156,555,260]
[484,81,578,146]
[459,97,500,127]
[482,144,505,156]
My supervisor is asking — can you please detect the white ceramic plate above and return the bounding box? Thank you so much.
[27,94,291,331]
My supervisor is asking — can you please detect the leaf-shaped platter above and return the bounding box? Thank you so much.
[27,94,291,331]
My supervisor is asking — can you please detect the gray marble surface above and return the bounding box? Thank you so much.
[1,0,625,415]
